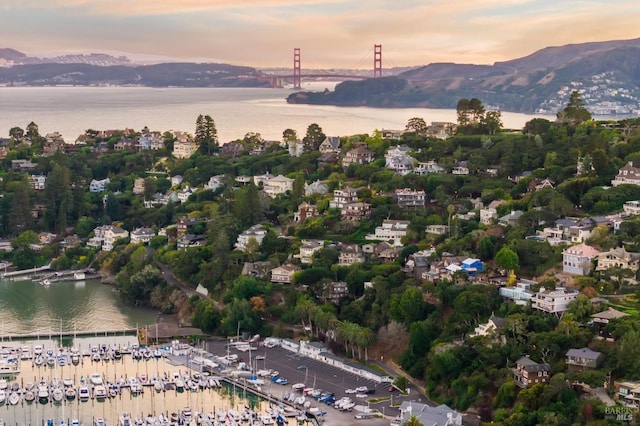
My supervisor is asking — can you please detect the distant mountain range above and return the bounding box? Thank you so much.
[287,38,640,114]
[3,39,640,114]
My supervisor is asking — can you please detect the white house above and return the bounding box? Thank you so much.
[173,139,198,159]
[623,200,640,216]
[263,175,294,198]
[89,178,110,193]
[365,220,410,244]
[480,208,498,225]
[130,227,156,244]
[385,145,415,175]
[270,264,300,284]
[204,175,225,192]
[414,161,446,175]
[235,225,267,251]
[562,243,601,275]
[612,162,640,186]
[30,174,46,191]
[304,180,328,196]
[395,188,426,207]
[295,240,324,264]
[329,188,358,209]
[531,287,579,316]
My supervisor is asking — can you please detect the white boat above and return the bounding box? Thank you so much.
[37,385,49,403]
[65,387,76,400]
[119,413,131,426]
[94,418,106,426]
[41,279,51,287]
[52,387,64,402]
[174,378,184,392]
[90,372,103,385]
[24,390,35,402]
[8,391,20,405]
[78,386,90,400]
[154,381,163,392]
[93,385,107,399]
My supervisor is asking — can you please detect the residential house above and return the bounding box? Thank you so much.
[177,186,194,203]
[612,161,640,186]
[30,174,46,191]
[414,160,445,175]
[113,138,135,151]
[253,172,275,187]
[380,129,404,139]
[235,175,252,185]
[426,122,457,140]
[614,380,640,408]
[394,188,426,208]
[11,159,36,172]
[176,217,202,237]
[177,234,205,250]
[270,264,300,284]
[377,245,402,263]
[130,227,156,244]
[499,281,535,305]
[591,307,629,340]
[596,247,640,272]
[296,240,324,264]
[623,200,640,216]
[452,161,469,175]
[513,356,551,388]
[531,287,579,316]
[396,401,462,426]
[241,261,272,278]
[133,178,145,196]
[566,347,604,372]
[293,202,319,223]
[104,227,130,252]
[171,175,183,187]
[480,207,498,225]
[461,258,483,277]
[385,145,415,175]
[318,136,341,154]
[329,187,358,209]
[323,281,348,304]
[562,243,601,275]
[234,224,267,251]
[89,178,110,193]
[173,137,198,159]
[341,144,375,168]
[317,151,340,167]
[286,139,304,157]
[365,219,410,244]
[263,175,294,198]
[304,180,328,196]
[341,202,371,221]
[499,210,524,226]
[470,315,506,339]
[338,244,365,266]
[425,224,448,235]
[533,178,555,191]
[404,249,434,280]
[221,141,244,157]
[204,175,225,192]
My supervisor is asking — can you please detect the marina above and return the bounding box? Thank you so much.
[0,338,309,425]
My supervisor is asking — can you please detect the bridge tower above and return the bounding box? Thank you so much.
[373,44,382,78]
[293,48,301,89]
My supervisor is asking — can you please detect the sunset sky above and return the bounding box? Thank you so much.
[2,0,640,69]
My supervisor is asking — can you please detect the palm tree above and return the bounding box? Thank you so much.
[404,416,424,426]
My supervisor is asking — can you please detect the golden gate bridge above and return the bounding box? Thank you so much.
[264,44,384,89]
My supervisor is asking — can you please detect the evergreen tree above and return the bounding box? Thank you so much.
[302,123,326,153]
[8,179,33,234]
[557,91,592,127]
[195,114,218,155]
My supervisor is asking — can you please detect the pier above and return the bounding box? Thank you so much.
[0,263,52,279]
[0,329,136,342]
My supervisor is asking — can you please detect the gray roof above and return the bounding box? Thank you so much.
[516,356,551,372]
[399,401,462,425]
[566,347,602,360]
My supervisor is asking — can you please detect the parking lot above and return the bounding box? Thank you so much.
[203,339,420,423]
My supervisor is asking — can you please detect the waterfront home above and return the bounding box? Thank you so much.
[513,356,551,388]
[565,347,604,372]
[562,243,600,275]
[89,225,129,251]
[270,264,299,284]
[531,287,579,316]
[318,136,341,154]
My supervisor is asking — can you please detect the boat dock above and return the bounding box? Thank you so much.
[0,328,137,342]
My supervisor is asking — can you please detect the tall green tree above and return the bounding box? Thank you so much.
[195,114,218,155]
[495,247,520,285]
[557,91,592,127]
[405,117,427,136]
[302,123,326,153]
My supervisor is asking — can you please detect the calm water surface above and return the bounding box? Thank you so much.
[0,85,548,142]
[0,279,157,335]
